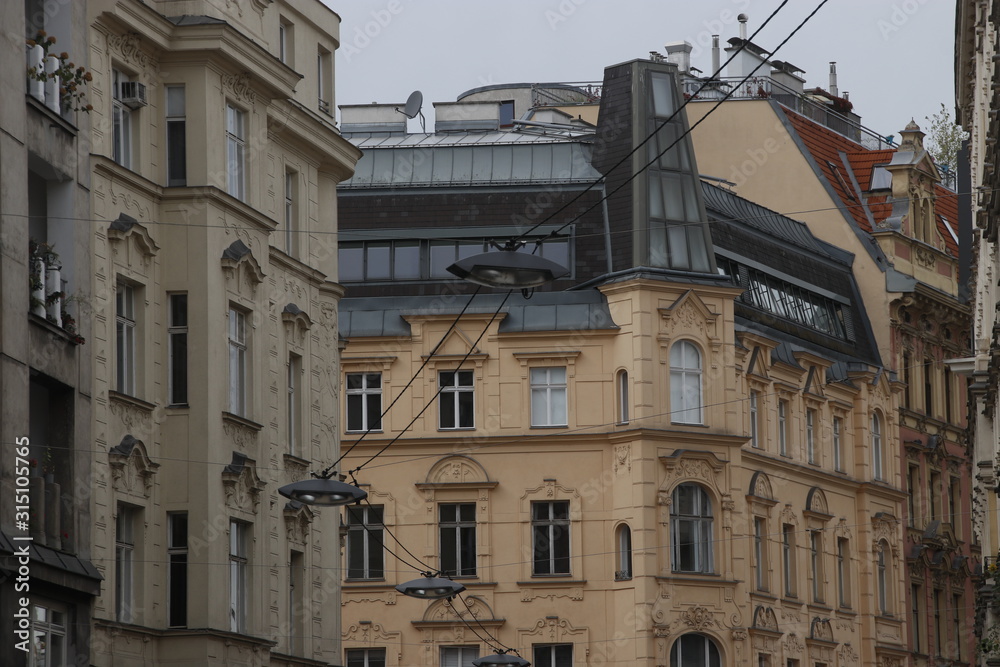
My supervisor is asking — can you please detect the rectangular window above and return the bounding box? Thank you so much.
[950,477,961,539]
[908,467,919,527]
[953,594,962,660]
[347,649,387,667]
[168,512,188,627]
[346,373,382,432]
[924,359,934,416]
[806,409,817,464]
[116,281,137,395]
[168,293,188,405]
[439,370,474,429]
[944,366,954,423]
[929,471,940,521]
[285,170,298,256]
[439,503,476,577]
[317,48,332,115]
[533,644,572,667]
[29,602,68,667]
[440,646,478,667]
[166,85,186,186]
[911,584,922,652]
[229,520,249,633]
[112,69,132,168]
[116,504,137,623]
[287,354,302,456]
[346,505,384,579]
[754,517,768,592]
[933,589,942,654]
[778,400,788,456]
[832,416,843,471]
[530,367,567,427]
[278,20,293,64]
[810,530,823,603]
[289,550,305,654]
[782,524,796,598]
[532,500,570,576]
[836,538,850,608]
[226,104,247,201]
[228,308,248,416]
[750,390,760,448]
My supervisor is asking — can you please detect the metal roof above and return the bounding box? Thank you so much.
[340,290,618,338]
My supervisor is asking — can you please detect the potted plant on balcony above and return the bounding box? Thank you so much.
[25,30,93,114]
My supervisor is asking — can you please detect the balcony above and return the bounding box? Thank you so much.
[25,33,91,119]
[29,241,83,343]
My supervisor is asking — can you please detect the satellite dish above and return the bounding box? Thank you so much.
[402,90,423,119]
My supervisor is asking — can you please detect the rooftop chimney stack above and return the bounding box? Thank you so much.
[664,41,693,73]
[829,62,839,97]
[712,35,720,75]
[738,14,748,40]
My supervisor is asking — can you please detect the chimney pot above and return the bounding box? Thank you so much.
[829,61,839,97]
[712,35,720,75]
[738,14,748,41]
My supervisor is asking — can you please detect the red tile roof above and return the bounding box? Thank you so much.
[784,111,958,258]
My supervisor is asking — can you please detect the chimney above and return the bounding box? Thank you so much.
[711,35,720,75]
[664,41,693,73]
[829,62,839,97]
[738,13,748,40]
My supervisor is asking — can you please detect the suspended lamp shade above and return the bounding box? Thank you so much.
[394,575,466,599]
[277,477,367,506]
[471,653,530,667]
[447,250,568,289]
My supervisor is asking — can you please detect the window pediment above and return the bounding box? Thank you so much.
[221,240,265,298]
[108,435,158,498]
[417,454,495,488]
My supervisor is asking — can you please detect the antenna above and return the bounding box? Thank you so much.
[396,90,426,132]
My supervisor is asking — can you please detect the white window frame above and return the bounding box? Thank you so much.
[782,523,796,598]
[346,648,387,667]
[228,308,248,416]
[670,634,721,667]
[670,483,713,573]
[440,646,479,667]
[116,281,136,395]
[285,169,298,256]
[810,530,824,603]
[617,369,629,424]
[115,504,136,623]
[346,372,382,432]
[530,367,567,427]
[533,643,573,667]
[229,520,249,633]
[615,523,632,580]
[871,412,883,480]
[439,369,474,430]
[754,516,768,592]
[670,341,703,424]
[877,541,889,616]
[112,69,132,168]
[28,600,68,667]
[165,85,186,186]
[778,400,788,456]
[226,104,247,201]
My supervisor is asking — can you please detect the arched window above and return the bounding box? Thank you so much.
[617,370,630,425]
[877,539,891,615]
[871,412,884,481]
[671,483,713,573]
[670,633,721,667]
[670,341,703,424]
[615,524,632,580]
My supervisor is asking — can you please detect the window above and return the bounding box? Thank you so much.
[929,471,940,521]
[532,500,570,576]
[782,524,796,598]
[758,656,771,667]
[617,370,630,424]
[168,293,187,405]
[911,584,922,652]
[347,648,386,667]
[924,359,934,416]
[289,550,305,654]
[226,104,247,201]
[441,646,478,667]
[933,589,942,653]
[284,170,298,256]
[439,370,474,429]
[499,100,515,127]
[168,513,188,628]
[836,538,850,607]
[944,366,954,423]
[950,477,961,537]
[754,517,768,591]
[533,644,573,667]
[670,341,702,424]
[908,467,920,528]
[953,594,963,660]
[902,351,912,409]
[806,409,817,464]
[166,85,186,185]
[530,367,567,427]
[228,308,248,416]
[671,483,713,573]
[346,505,384,579]
[317,47,332,115]
[112,69,132,168]
[871,413,883,480]
[832,416,843,471]
[810,530,824,603]
[877,540,890,616]
[116,504,137,623]
[287,354,302,456]
[28,601,68,667]
[116,281,137,395]
[615,524,632,580]
[278,19,293,65]
[670,634,721,667]
[749,390,760,448]
[229,520,249,633]
[439,503,476,577]
[778,400,788,456]
[346,373,382,432]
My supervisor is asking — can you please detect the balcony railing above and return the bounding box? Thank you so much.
[26,44,63,114]
[29,241,82,342]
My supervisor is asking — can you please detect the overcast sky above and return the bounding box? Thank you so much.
[329,0,955,142]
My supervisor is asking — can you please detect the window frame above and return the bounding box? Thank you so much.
[115,504,137,623]
[778,400,788,456]
[346,648,387,667]
[439,502,477,578]
[284,169,298,256]
[116,280,137,396]
[670,483,714,574]
[749,390,760,448]
[782,523,797,598]
[345,505,385,580]
[832,416,843,472]
[533,643,573,667]
[440,646,479,667]
[112,69,133,169]
[836,537,851,608]
[530,366,568,427]
[439,369,475,430]
[669,633,721,667]
[346,372,383,433]
[168,293,188,406]
[28,600,69,667]
[167,512,188,628]
[871,412,884,481]
[531,500,571,576]
[615,523,633,580]
[810,530,824,603]
[617,369,630,424]
[806,408,817,464]
[165,85,186,186]
[670,340,703,424]
[287,353,302,456]
[226,103,247,201]
[753,516,769,592]
[228,307,249,417]
[229,519,250,633]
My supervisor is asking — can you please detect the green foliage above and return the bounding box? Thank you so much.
[924,102,968,174]
[25,30,93,113]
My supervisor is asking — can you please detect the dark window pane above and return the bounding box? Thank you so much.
[170,294,188,326]
[340,246,364,281]
[347,395,363,431]
[394,242,420,280]
[441,526,457,574]
[366,245,391,280]
[366,394,381,430]
[170,333,187,404]
[440,394,456,427]
[457,390,474,427]
[169,554,187,626]
[167,121,187,186]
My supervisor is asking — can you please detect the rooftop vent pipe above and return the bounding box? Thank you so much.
[738,13,748,40]
[829,62,839,97]
[712,35,720,75]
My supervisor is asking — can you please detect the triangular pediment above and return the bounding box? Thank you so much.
[659,290,718,327]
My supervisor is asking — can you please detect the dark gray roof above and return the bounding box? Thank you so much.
[702,181,833,258]
[0,531,102,595]
[340,290,618,338]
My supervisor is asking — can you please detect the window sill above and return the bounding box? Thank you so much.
[346,430,382,435]
[343,579,387,585]
[109,390,156,413]
[517,578,585,586]
[670,421,708,428]
[222,411,264,431]
[283,453,311,468]
[25,94,78,135]
[438,427,476,432]
[530,424,568,429]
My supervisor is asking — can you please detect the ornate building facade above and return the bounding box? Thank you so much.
[84,0,358,664]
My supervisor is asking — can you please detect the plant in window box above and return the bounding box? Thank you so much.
[980,623,1000,662]
[25,30,94,114]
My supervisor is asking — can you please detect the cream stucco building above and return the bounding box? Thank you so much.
[84,0,359,665]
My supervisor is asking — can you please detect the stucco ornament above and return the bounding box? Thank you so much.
[680,606,715,632]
